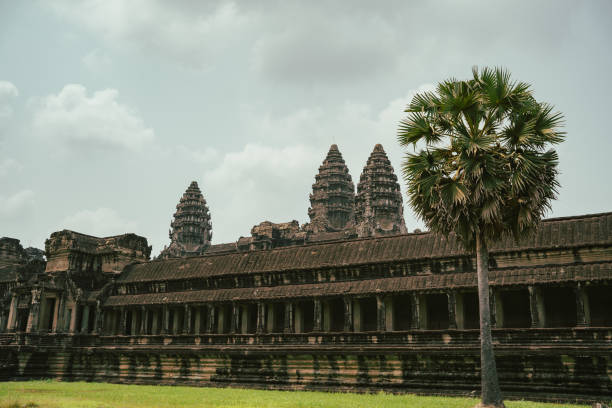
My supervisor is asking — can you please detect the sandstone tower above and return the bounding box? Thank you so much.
[355,144,407,237]
[159,181,212,258]
[305,144,355,233]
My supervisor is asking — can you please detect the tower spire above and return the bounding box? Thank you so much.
[355,144,407,237]
[159,181,212,258]
[305,144,355,233]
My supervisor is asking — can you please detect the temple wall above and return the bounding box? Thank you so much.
[1,329,610,401]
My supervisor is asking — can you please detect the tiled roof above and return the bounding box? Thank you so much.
[117,212,612,284]
[104,261,612,306]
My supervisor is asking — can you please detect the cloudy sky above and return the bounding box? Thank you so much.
[1,1,611,255]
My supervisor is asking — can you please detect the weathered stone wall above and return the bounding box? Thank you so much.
[1,328,610,402]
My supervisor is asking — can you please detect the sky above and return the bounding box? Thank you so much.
[1,1,611,255]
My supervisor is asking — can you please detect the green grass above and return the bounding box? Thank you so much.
[0,381,594,408]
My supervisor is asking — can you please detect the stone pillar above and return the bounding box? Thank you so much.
[140,307,148,335]
[353,299,362,332]
[55,294,66,333]
[231,303,240,334]
[575,283,591,327]
[410,293,421,329]
[69,305,79,333]
[313,299,322,332]
[93,304,103,334]
[384,297,394,331]
[207,305,216,333]
[172,308,180,334]
[184,305,192,334]
[343,297,353,332]
[447,291,457,329]
[6,293,17,332]
[376,295,386,332]
[26,289,42,333]
[162,305,169,334]
[528,286,545,328]
[240,306,248,334]
[294,303,303,334]
[284,302,294,333]
[455,292,465,330]
[120,307,128,335]
[256,302,266,334]
[151,310,159,334]
[194,307,201,334]
[51,296,60,332]
[489,288,497,328]
[80,305,90,334]
[494,290,504,328]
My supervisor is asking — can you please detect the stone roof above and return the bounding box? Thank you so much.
[104,261,612,306]
[116,212,612,284]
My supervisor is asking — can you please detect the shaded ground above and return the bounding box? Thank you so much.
[0,381,596,408]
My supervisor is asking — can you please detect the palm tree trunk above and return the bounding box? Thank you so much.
[476,232,504,407]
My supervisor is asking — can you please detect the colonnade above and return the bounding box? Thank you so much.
[2,282,608,335]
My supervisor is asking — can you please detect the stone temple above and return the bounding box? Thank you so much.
[0,144,610,401]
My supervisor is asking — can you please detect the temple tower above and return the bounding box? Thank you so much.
[159,181,212,258]
[355,144,407,237]
[306,144,355,233]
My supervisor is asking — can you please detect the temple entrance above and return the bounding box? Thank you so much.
[500,289,531,328]
[459,292,479,329]
[42,297,56,332]
[588,285,612,326]
[393,294,412,330]
[218,305,231,333]
[425,294,448,329]
[241,304,257,334]
[542,286,576,328]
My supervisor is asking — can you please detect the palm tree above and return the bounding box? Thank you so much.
[398,67,564,408]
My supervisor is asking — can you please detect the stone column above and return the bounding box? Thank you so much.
[410,293,421,329]
[151,310,159,334]
[455,292,465,330]
[218,306,226,334]
[322,301,331,331]
[184,305,192,334]
[384,297,394,331]
[26,289,42,333]
[528,286,545,328]
[494,290,504,328]
[194,307,201,334]
[376,295,386,332]
[353,300,362,332]
[266,304,275,332]
[447,291,457,329]
[120,307,128,335]
[231,303,240,334]
[256,302,266,334]
[162,305,169,334]
[207,305,216,333]
[284,302,294,333]
[489,288,497,328]
[172,308,180,334]
[51,296,60,332]
[6,293,17,332]
[93,304,103,334]
[55,294,66,333]
[294,303,303,334]
[313,299,322,332]
[241,306,249,334]
[80,305,90,334]
[140,307,148,335]
[575,283,591,327]
[343,297,353,332]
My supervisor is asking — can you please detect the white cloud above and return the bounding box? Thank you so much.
[203,143,320,240]
[61,207,137,237]
[0,158,22,177]
[0,189,34,217]
[82,49,112,72]
[0,81,19,120]
[32,84,154,151]
[50,0,250,69]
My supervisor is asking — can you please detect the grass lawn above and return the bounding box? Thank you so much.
[0,381,595,408]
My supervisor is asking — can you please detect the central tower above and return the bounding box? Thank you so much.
[305,144,355,233]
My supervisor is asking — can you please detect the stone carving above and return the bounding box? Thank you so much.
[304,144,355,234]
[159,181,212,259]
[355,144,407,237]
